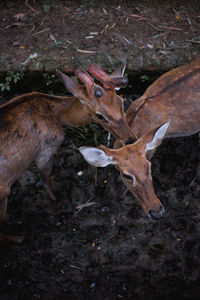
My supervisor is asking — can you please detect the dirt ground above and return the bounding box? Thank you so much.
[1,0,200,72]
[0,76,200,300]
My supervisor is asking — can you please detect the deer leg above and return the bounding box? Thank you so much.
[0,185,24,243]
[36,156,56,201]
[36,132,63,201]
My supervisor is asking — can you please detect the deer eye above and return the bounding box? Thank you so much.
[125,137,135,145]
[96,114,108,122]
[94,88,103,98]
[122,174,133,181]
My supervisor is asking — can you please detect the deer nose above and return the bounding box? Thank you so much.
[149,206,165,220]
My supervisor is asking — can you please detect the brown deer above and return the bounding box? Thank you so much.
[80,58,200,220]
[60,64,135,144]
[0,65,133,243]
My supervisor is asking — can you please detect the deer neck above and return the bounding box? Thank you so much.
[55,96,93,127]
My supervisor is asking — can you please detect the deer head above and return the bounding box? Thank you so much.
[57,65,136,144]
[79,121,170,219]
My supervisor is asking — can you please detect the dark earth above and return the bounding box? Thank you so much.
[1,1,200,300]
[1,0,200,72]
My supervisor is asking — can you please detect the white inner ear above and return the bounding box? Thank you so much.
[121,65,126,76]
[80,99,87,105]
[132,175,136,186]
[131,174,136,186]
[146,120,170,152]
[79,147,116,167]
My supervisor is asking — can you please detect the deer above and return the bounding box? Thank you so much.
[0,65,134,243]
[80,58,200,220]
[59,64,134,145]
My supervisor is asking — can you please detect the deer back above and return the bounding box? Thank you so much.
[127,58,200,139]
[0,92,77,184]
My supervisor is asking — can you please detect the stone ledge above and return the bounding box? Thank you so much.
[0,0,200,74]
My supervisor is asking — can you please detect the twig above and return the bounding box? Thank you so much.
[146,21,164,32]
[64,6,71,12]
[112,6,164,32]
[40,15,48,26]
[172,8,182,19]
[158,25,182,31]
[32,28,50,36]
[75,202,96,210]
[73,196,94,216]
[121,188,129,199]
[69,265,83,270]
[186,39,200,44]
[190,170,200,186]
[23,24,35,40]
[4,23,24,29]
[100,24,116,34]
[161,187,177,195]
[112,7,146,21]
[25,0,39,15]
[122,36,131,44]
[21,53,38,66]
[76,49,96,54]
[100,24,109,34]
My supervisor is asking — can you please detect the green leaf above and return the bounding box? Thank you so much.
[6,76,12,82]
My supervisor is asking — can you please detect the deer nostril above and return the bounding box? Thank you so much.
[149,206,165,220]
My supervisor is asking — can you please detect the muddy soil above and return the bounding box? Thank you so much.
[1,0,200,72]
[0,76,200,300]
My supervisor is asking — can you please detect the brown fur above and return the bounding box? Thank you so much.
[115,58,200,216]
[0,92,92,242]
[0,63,133,243]
[127,58,200,139]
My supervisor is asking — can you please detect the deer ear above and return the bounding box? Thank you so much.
[145,121,170,158]
[110,65,127,90]
[57,70,86,99]
[110,65,126,77]
[79,146,116,167]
